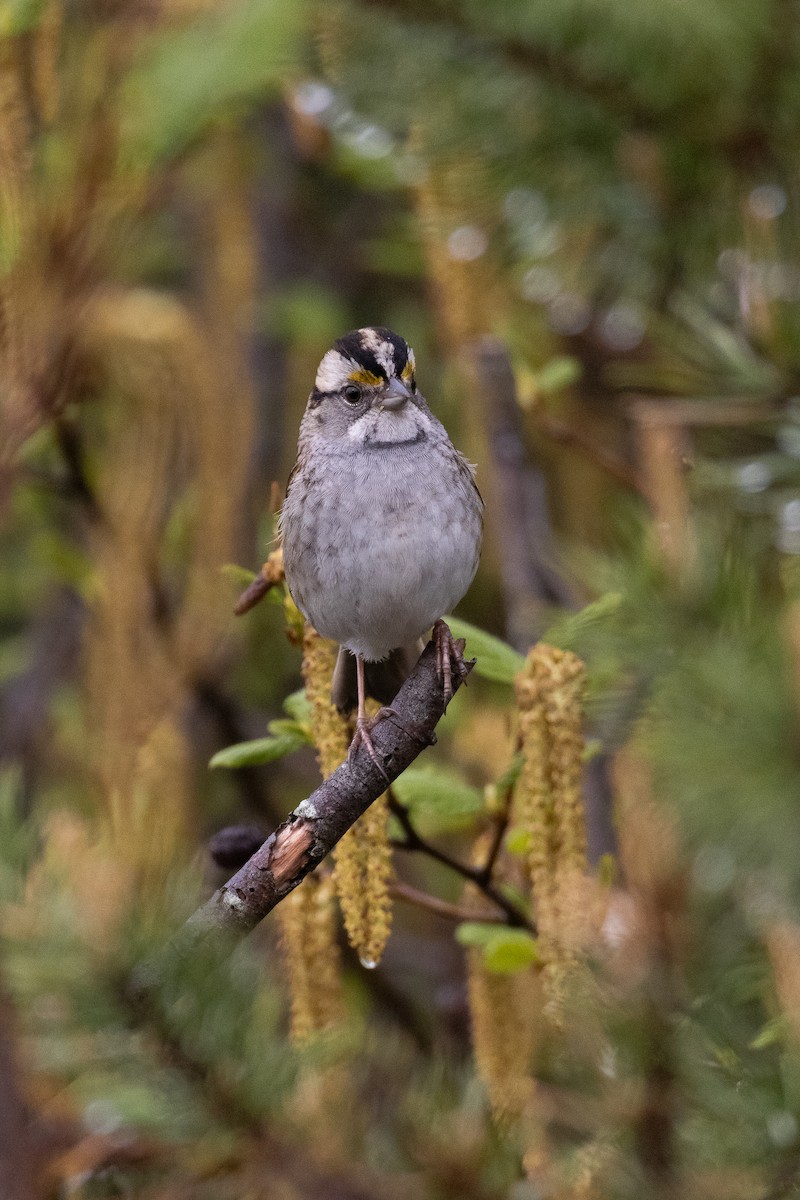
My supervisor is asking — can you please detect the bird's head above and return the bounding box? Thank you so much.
[303,327,432,448]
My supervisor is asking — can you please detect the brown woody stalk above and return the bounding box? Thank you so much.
[131,634,472,992]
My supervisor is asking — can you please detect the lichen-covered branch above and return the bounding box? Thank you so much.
[132,634,472,990]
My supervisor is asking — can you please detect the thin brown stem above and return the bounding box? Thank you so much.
[390,880,505,925]
[476,778,515,886]
[534,413,644,494]
[388,793,535,933]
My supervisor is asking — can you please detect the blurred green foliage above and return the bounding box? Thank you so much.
[5,0,800,1197]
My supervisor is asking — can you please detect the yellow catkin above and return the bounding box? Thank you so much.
[31,0,62,126]
[334,791,393,967]
[314,1,350,88]
[277,873,345,1046]
[566,1138,616,1199]
[300,624,394,965]
[514,644,588,1015]
[410,124,502,353]
[273,627,348,1046]
[462,833,539,1125]
[766,922,800,1048]
[0,40,37,462]
[466,947,537,1125]
[301,625,350,779]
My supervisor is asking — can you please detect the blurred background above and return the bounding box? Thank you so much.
[4,1,800,1197]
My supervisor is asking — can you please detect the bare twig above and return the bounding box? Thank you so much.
[131,633,474,994]
[474,336,576,648]
[233,548,285,616]
[388,792,534,933]
[390,880,504,925]
[476,769,516,886]
[534,412,644,493]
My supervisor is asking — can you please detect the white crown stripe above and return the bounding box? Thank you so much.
[315,350,363,392]
[357,327,396,375]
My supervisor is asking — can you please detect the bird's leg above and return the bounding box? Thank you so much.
[433,619,469,708]
[348,653,391,781]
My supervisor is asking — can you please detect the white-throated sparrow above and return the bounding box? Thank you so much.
[280,327,483,771]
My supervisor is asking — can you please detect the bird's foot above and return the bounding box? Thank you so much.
[348,708,395,782]
[433,619,469,708]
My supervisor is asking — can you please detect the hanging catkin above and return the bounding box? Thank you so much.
[334,789,394,967]
[514,643,588,1017]
[298,625,394,966]
[276,626,348,1044]
[278,872,345,1045]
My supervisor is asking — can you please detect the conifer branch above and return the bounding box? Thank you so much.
[132,632,474,992]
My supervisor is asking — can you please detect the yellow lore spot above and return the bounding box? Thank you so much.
[348,368,384,386]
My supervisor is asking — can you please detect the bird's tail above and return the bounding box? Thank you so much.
[331,641,424,713]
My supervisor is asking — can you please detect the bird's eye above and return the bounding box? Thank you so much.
[343,384,362,404]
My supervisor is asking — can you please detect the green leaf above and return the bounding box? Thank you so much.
[0,0,47,35]
[220,563,258,589]
[482,929,539,974]
[444,617,525,684]
[542,593,625,651]
[283,689,311,724]
[750,1016,788,1051]
[267,719,312,742]
[391,765,483,820]
[535,356,582,394]
[495,753,524,793]
[456,923,539,973]
[598,854,617,887]
[505,827,533,856]
[265,281,349,346]
[455,921,504,948]
[583,738,604,762]
[122,0,305,165]
[209,732,306,769]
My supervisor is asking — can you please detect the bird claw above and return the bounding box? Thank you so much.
[348,709,393,782]
[433,619,469,708]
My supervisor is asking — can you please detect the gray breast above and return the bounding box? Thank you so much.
[281,437,482,660]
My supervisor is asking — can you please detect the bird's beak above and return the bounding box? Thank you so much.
[378,377,413,410]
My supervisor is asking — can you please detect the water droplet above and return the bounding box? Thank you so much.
[344,122,393,160]
[359,956,377,970]
[84,1099,124,1136]
[737,460,771,494]
[292,80,335,118]
[693,845,735,894]
[768,1111,798,1147]
[777,497,800,553]
[748,184,787,221]
[394,154,426,185]
[548,292,591,335]
[502,187,547,226]
[777,425,800,458]
[446,225,488,262]
[520,265,560,304]
[717,247,744,277]
[598,303,646,352]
